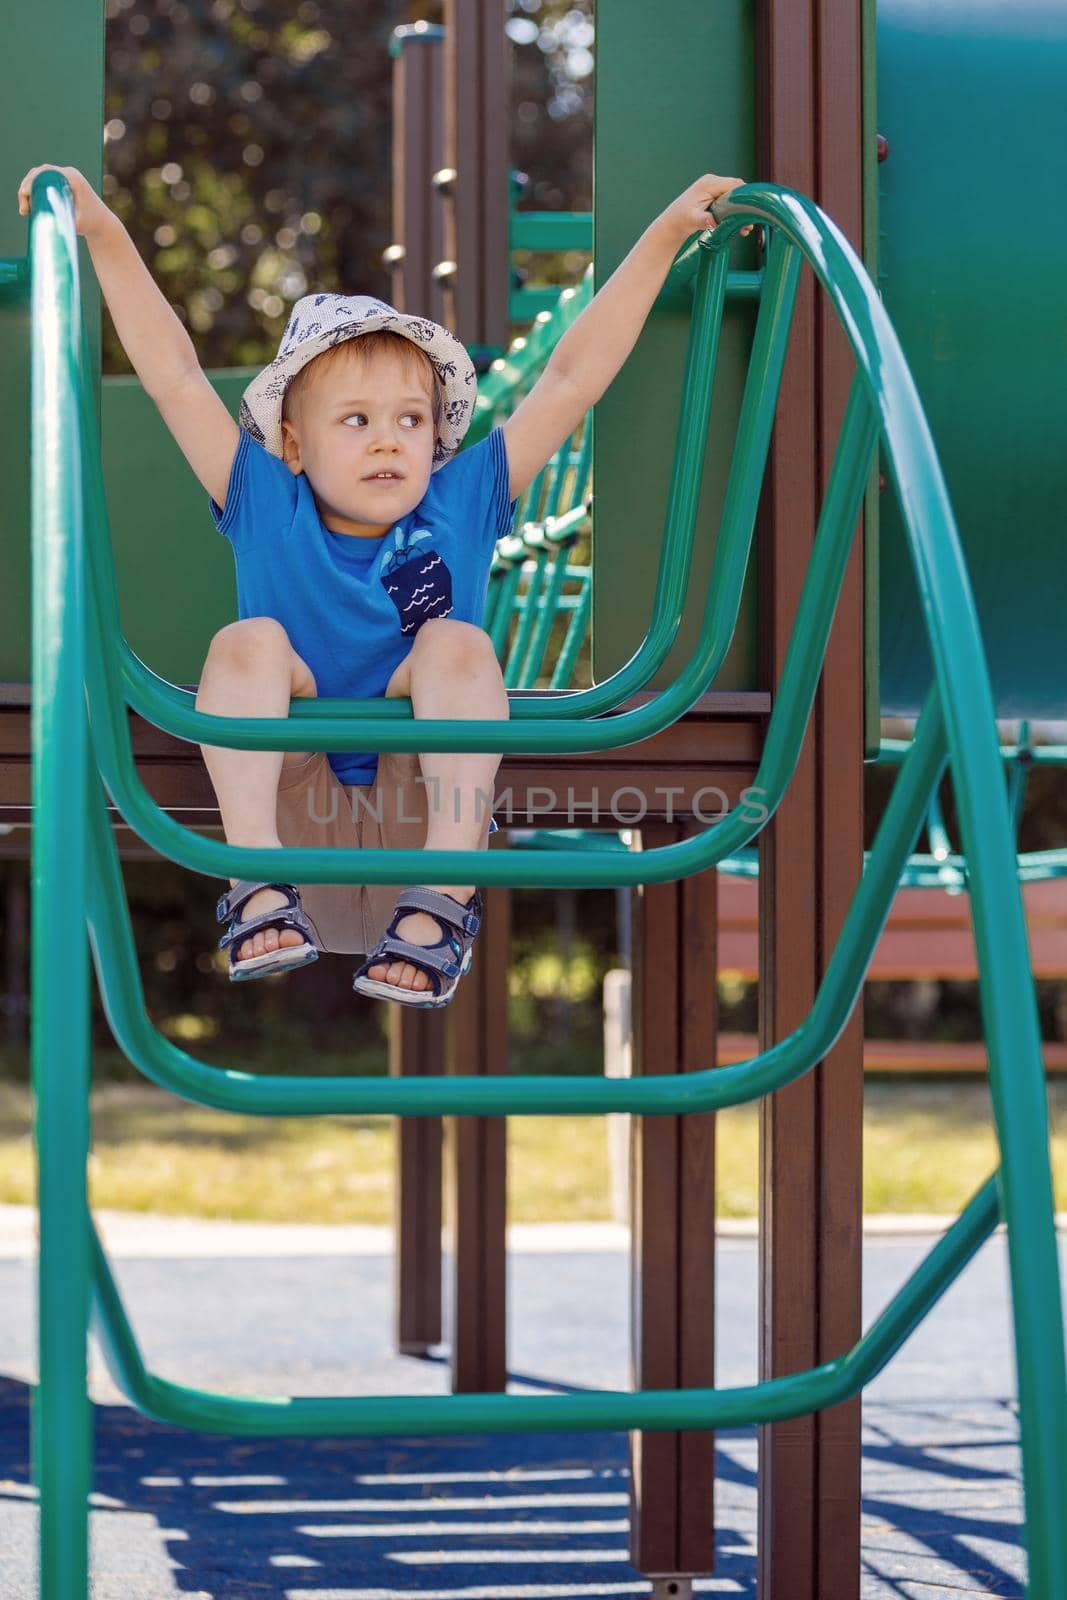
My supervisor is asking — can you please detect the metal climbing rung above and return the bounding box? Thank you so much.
[21,168,1067,1598]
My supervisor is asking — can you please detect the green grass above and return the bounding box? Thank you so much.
[3,1074,1067,1223]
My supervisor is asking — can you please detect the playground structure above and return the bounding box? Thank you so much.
[2,2,1067,1598]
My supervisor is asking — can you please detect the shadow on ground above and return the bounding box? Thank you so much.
[0,1373,1027,1598]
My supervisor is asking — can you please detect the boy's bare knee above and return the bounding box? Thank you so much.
[198,617,317,708]
[415,618,496,667]
[206,616,293,668]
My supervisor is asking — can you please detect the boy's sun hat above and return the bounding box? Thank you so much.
[239,293,478,471]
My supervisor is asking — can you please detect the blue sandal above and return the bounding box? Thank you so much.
[351,887,482,1008]
[216,880,323,982]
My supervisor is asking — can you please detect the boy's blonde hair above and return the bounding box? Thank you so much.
[282,329,443,437]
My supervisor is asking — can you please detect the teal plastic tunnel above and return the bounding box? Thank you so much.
[876,0,1067,718]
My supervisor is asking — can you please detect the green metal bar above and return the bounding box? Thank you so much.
[498,243,734,702]
[539,431,581,523]
[28,170,1067,1593]
[711,183,1067,1598]
[924,781,954,868]
[116,239,751,731]
[551,575,591,689]
[511,827,628,854]
[878,725,1067,885]
[84,389,898,1121]
[512,585,583,613]
[486,540,526,655]
[510,286,568,322]
[836,847,1067,892]
[28,172,93,1600]
[504,541,551,688]
[474,277,592,428]
[877,735,1067,766]
[0,256,30,298]
[389,19,445,56]
[657,266,762,312]
[695,190,1067,1588]
[79,236,806,908]
[518,545,579,687]
[82,368,877,888]
[518,416,593,686]
[516,458,549,525]
[90,1176,1000,1436]
[1007,721,1032,843]
[481,568,505,635]
[108,235,793,765]
[510,211,593,251]
[84,677,940,1116]
[502,262,766,324]
[538,500,590,541]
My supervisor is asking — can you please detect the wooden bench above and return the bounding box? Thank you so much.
[716,872,1067,1071]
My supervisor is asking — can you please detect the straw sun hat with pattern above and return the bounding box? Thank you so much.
[240,294,478,471]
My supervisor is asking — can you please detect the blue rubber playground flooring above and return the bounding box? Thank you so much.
[0,1222,1047,1598]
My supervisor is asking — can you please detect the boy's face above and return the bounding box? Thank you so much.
[280,343,438,538]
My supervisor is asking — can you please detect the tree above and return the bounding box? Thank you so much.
[103,0,595,373]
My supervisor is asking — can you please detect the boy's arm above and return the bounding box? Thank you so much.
[502,173,750,503]
[17,165,238,510]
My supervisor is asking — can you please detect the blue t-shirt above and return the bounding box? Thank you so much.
[209,425,516,786]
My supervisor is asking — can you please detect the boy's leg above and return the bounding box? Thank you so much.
[371,619,508,992]
[196,617,318,962]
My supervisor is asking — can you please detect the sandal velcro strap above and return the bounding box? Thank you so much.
[217,882,322,954]
[391,887,481,938]
[359,935,463,985]
[352,887,483,1004]
[216,879,300,924]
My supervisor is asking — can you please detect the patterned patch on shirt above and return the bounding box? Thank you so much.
[381,527,454,635]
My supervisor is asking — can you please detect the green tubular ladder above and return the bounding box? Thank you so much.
[479,280,594,691]
[718,725,1067,890]
[876,725,1067,890]
[482,287,1067,881]
[489,424,593,690]
[24,170,1067,1597]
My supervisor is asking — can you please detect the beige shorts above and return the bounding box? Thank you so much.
[275,750,493,956]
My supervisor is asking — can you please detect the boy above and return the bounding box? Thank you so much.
[17,161,749,1007]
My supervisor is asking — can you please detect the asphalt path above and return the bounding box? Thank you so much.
[0,1212,1054,1599]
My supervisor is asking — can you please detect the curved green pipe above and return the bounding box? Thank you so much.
[28,170,94,1600]
[718,183,1067,1593]
[84,361,873,888]
[84,683,943,1117]
[91,1177,1000,1436]
[114,234,793,737]
[27,169,1067,1594]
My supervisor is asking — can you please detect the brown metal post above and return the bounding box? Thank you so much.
[389,1010,445,1355]
[442,0,510,356]
[446,867,510,1393]
[388,20,449,1363]
[629,820,718,1584]
[411,0,511,1391]
[754,1,866,1595]
[388,23,447,325]
[812,0,867,1581]
[4,865,28,1048]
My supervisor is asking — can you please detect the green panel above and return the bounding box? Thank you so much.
[876,0,1067,718]
[101,374,250,683]
[2,369,250,686]
[0,0,104,686]
[592,0,758,690]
